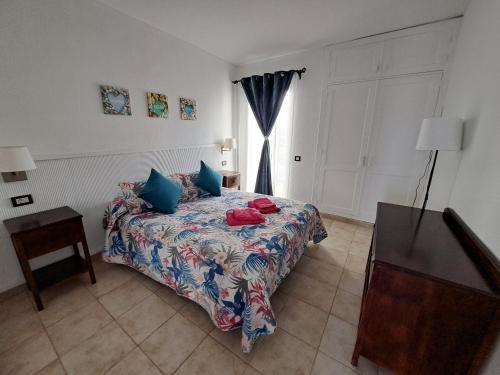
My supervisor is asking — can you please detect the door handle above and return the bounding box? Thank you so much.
[361,156,367,167]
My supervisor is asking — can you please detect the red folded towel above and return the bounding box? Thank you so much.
[226,208,265,226]
[248,198,281,214]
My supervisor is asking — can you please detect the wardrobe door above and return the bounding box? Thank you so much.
[358,72,442,221]
[329,43,383,83]
[381,20,458,77]
[316,81,376,216]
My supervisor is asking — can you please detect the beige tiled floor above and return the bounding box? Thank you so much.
[0,217,390,375]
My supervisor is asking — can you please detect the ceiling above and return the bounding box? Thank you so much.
[97,0,469,65]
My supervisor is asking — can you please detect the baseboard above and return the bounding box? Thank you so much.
[320,212,373,228]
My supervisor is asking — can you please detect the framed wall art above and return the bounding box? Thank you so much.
[146,92,169,118]
[100,85,131,115]
[179,97,197,120]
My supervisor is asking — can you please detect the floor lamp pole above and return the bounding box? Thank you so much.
[422,150,439,211]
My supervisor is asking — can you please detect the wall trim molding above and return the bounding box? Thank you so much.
[32,143,221,161]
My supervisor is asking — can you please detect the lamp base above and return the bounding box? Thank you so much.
[2,171,28,182]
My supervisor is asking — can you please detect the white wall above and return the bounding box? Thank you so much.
[437,0,500,373]
[0,0,235,292]
[234,48,328,202]
[0,0,234,158]
[440,0,500,259]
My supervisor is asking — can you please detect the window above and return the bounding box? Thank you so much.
[246,82,295,197]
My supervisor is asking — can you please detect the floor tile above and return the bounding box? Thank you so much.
[330,221,358,233]
[319,316,357,366]
[133,272,162,292]
[270,291,288,314]
[320,235,351,252]
[39,278,95,327]
[320,217,334,230]
[0,307,44,354]
[0,332,57,375]
[210,328,256,363]
[90,255,114,272]
[319,316,377,374]
[277,296,328,347]
[98,278,152,318]
[305,244,349,268]
[105,347,162,375]
[85,266,134,298]
[242,367,262,375]
[279,272,336,313]
[312,352,357,375]
[349,241,371,256]
[250,328,316,375]
[47,301,113,354]
[0,284,29,303]
[0,290,33,320]
[36,360,66,375]
[154,285,189,310]
[294,256,342,289]
[141,313,206,374]
[355,225,373,236]
[352,232,372,247]
[331,290,362,325]
[175,336,248,375]
[328,227,355,242]
[180,301,215,333]
[60,322,135,375]
[345,254,367,274]
[117,294,175,344]
[339,271,365,297]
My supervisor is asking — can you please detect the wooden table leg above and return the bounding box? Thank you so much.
[79,221,96,284]
[13,237,43,310]
[351,340,361,366]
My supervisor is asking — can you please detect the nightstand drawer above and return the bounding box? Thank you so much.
[16,218,83,259]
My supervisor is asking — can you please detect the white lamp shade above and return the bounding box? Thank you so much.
[416,117,464,151]
[223,138,237,150]
[0,146,36,172]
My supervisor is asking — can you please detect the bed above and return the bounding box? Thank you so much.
[102,187,327,352]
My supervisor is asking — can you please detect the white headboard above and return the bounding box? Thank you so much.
[0,144,230,291]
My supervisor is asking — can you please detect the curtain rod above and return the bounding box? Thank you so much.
[232,67,306,84]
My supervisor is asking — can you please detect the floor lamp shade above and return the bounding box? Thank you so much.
[415,117,464,210]
[416,117,464,151]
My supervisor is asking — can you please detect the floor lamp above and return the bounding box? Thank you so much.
[416,117,464,210]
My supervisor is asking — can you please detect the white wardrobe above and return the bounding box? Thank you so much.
[314,19,461,222]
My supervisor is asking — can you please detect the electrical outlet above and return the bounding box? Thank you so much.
[294,155,302,162]
[11,194,33,207]
[221,160,227,166]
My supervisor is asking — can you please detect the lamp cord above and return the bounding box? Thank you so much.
[412,150,433,207]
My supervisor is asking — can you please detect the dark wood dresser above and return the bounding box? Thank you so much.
[352,203,499,375]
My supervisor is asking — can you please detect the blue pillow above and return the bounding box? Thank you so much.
[139,169,181,214]
[196,161,222,196]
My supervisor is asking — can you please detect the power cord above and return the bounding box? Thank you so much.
[412,150,433,207]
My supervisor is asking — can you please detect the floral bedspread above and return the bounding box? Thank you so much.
[102,189,327,352]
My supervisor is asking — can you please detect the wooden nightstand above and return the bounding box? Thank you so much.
[3,206,96,311]
[219,171,240,190]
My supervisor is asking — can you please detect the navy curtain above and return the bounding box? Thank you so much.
[241,70,295,195]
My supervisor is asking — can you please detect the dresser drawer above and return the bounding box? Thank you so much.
[15,218,83,259]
